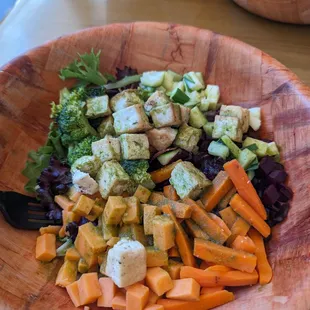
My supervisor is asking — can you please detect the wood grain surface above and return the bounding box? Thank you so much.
[234,0,310,24]
[0,22,310,310]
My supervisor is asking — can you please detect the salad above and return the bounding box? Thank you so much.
[25,50,293,309]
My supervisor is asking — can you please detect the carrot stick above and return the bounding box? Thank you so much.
[208,214,231,236]
[193,238,257,273]
[163,185,180,201]
[205,265,233,273]
[162,205,197,267]
[219,207,238,229]
[201,286,224,295]
[230,194,270,238]
[218,187,237,210]
[180,266,258,287]
[150,160,182,183]
[224,159,267,220]
[248,228,273,285]
[148,192,192,219]
[157,290,234,310]
[201,171,233,211]
[226,216,251,246]
[199,261,215,270]
[183,198,230,244]
[185,219,210,241]
[231,235,256,254]
[168,246,180,258]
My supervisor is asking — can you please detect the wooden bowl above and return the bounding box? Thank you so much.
[0,22,310,310]
[233,0,310,24]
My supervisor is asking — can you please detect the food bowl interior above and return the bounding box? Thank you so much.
[0,22,310,309]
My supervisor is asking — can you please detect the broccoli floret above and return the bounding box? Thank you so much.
[121,160,155,190]
[51,87,98,146]
[67,136,99,165]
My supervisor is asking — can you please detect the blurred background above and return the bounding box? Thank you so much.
[0,0,309,85]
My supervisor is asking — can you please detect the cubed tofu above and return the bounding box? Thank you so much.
[150,103,182,128]
[170,161,212,199]
[106,239,147,288]
[113,104,152,135]
[72,170,99,195]
[174,123,202,152]
[98,116,116,137]
[212,115,243,142]
[86,95,111,118]
[123,197,140,224]
[71,156,101,177]
[143,204,161,235]
[178,105,191,124]
[110,89,144,112]
[120,134,150,160]
[104,196,128,225]
[146,128,178,151]
[96,160,133,199]
[220,105,249,133]
[92,136,121,162]
[144,91,169,114]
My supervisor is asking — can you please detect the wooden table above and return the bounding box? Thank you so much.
[0,0,309,85]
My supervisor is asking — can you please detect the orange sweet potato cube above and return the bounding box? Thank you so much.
[145,267,173,296]
[126,283,149,310]
[35,233,56,262]
[66,281,81,307]
[78,273,102,305]
[97,277,118,307]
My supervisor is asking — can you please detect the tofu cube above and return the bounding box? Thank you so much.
[212,115,243,142]
[86,95,111,118]
[179,105,191,124]
[113,104,152,135]
[72,170,99,195]
[220,105,249,133]
[92,135,121,162]
[72,195,95,216]
[205,85,220,104]
[174,123,202,152]
[144,90,169,114]
[120,134,150,160]
[110,89,144,112]
[146,127,178,151]
[104,196,128,225]
[170,161,212,199]
[71,155,101,177]
[150,103,182,128]
[98,116,116,137]
[153,215,175,251]
[143,204,161,235]
[106,239,147,287]
[96,160,133,199]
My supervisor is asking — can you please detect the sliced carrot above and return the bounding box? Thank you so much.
[168,246,180,258]
[201,171,233,211]
[39,225,62,235]
[205,265,233,273]
[97,277,118,308]
[157,290,234,310]
[182,198,229,244]
[185,219,210,240]
[148,192,192,219]
[199,261,215,270]
[230,194,270,238]
[163,185,180,201]
[162,204,197,267]
[180,266,258,287]
[231,235,256,254]
[126,283,149,310]
[226,216,251,246]
[194,238,257,273]
[248,228,273,285]
[201,286,224,295]
[54,195,74,211]
[195,200,205,208]
[219,207,238,229]
[208,213,231,236]
[166,278,201,301]
[150,160,182,183]
[224,159,267,220]
[218,187,237,210]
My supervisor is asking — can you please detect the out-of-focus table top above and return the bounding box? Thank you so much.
[1,0,310,85]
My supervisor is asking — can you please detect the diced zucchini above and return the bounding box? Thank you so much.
[183,101,198,109]
[189,106,207,128]
[203,122,214,137]
[208,141,229,160]
[195,72,205,87]
[173,81,185,92]
[141,71,165,87]
[162,71,175,91]
[247,170,255,181]
[199,97,210,112]
[157,149,180,166]
[205,85,220,104]
[170,88,190,104]
[221,135,241,158]
[208,101,218,111]
[185,90,202,108]
[168,70,182,82]
[249,107,261,131]
[238,148,257,169]
[183,72,204,91]
[243,137,269,157]
[249,107,261,119]
[267,142,280,156]
[156,86,166,92]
